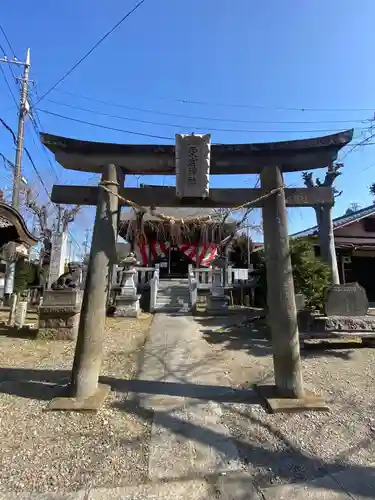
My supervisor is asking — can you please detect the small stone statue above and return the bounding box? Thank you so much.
[51,262,81,290]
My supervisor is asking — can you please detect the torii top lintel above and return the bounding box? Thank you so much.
[41,130,353,175]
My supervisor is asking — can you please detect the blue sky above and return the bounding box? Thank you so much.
[1,0,375,251]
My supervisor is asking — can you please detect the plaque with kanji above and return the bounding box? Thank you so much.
[175,133,211,199]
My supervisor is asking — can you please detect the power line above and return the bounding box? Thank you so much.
[28,97,61,181]
[136,94,375,114]
[0,151,15,170]
[0,44,61,185]
[0,62,17,107]
[0,116,17,142]
[38,108,174,140]
[0,27,63,209]
[42,98,370,134]
[0,40,18,108]
[24,147,51,199]
[0,24,17,57]
[38,108,366,136]
[27,120,60,182]
[50,89,371,125]
[0,114,52,198]
[338,126,375,162]
[11,109,375,149]
[0,29,20,102]
[35,0,146,105]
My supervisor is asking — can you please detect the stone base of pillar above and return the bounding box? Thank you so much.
[255,384,329,414]
[38,290,82,341]
[207,295,229,315]
[48,383,111,411]
[113,294,141,318]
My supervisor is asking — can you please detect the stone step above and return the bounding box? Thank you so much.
[156,295,190,302]
[156,303,190,309]
[158,298,190,302]
[155,306,190,313]
[156,298,190,302]
[157,295,189,298]
[157,295,190,300]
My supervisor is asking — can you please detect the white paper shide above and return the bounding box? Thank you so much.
[175,133,211,198]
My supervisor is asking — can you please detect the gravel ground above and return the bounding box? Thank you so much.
[0,314,153,494]
[196,313,375,490]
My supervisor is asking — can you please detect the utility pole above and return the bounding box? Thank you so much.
[1,48,31,298]
[68,238,73,263]
[83,229,91,257]
[56,204,63,232]
[0,49,32,209]
[12,49,31,210]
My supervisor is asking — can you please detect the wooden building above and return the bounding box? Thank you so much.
[0,202,38,297]
[118,207,236,278]
[292,204,375,301]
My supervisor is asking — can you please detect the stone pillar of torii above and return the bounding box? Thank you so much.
[42,130,353,412]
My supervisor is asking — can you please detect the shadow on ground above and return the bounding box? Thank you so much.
[198,313,372,360]
[0,322,38,339]
[0,367,260,404]
[1,366,375,498]
[114,397,375,499]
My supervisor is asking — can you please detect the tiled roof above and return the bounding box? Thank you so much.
[292,203,375,238]
[252,203,375,252]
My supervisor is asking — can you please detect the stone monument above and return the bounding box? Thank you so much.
[299,282,375,342]
[324,283,368,316]
[48,230,68,288]
[38,263,83,340]
[207,257,229,315]
[113,253,141,317]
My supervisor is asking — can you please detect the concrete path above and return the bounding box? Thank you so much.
[130,312,261,499]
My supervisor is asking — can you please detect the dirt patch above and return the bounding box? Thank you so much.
[0,314,153,494]
[194,312,375,490]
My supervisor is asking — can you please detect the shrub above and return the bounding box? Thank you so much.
[14,258,39,296]
[253,238,330,312]
[289,238,330,311]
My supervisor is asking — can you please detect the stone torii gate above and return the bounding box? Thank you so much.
[41,129,353,412]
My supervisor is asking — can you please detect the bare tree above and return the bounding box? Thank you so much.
[24,189,80,276]
[217,207,254,259]
[302,164,342,284]
[302,163,343,227]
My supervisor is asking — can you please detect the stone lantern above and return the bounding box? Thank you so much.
[207,256,228,314]
[115,252,141,317]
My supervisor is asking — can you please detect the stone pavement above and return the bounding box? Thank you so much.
[130,312,261,499]
[1,313,373,499]
[262,467,375,500]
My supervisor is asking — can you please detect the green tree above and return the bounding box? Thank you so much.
[289,238,330,311]
[14,258,39,297]
[253,238,330,311]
